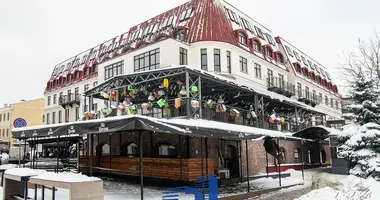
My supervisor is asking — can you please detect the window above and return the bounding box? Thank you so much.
[265,47,273,59]
[301,56,308,65]
[42,115,44,123]
[100,144,110,156]
[254,63,261,78]
[179,47,188,65]
[266,34,275,45]
[325,95,328,106]
[52,94,57,105]
[58,110,62,123]
[180,7,192,21]
[297,83,302,97]
[126,143,138,157]
[318,93,323,104]
[253,40,260,51]
[305,86,310,99]
[74,87,79,95]
[143,23,155,35]
[238,32,247,45]
[75,106,80,121]
[158,144,176,157]
[52,112,56,124]
[278,74,284,88]
[84,84,89,92]
[276,53,284,64]
[308,60,313,69]
[294,149,300,163]
[47,96,51,106]
[93,65,98,73]
[105,60,124,79]
[0,114,2,122]
[174,29,186,41]
[74,71,80,80]
[93,103,98,112]
[330,98,334,108]
[93,81,98,87]
[254,26,264,39]
[65,109,70,122]
[46,113,50,125]
[6,129,8,137]
[67,74,72,82]
[285,46,293,56]
[241,17,253,32]
[2,129,4,137]
[267,69,273,78]
[226,51,231,74]
[239,56,247,73]
[293,51,301,61]
[308,150,312,163]
[3,114,5,121]
[7,113,9,121]
[160,15,174,29]
[214,49,221,72]
[201,49,208,70]
[312,90,317,101]
[134,49,160,72]
[226,9,239,24]
[335,100,339,110]
[280,148,286,163]
[84,67,90,76]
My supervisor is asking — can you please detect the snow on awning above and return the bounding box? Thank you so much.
[293,126,341,140]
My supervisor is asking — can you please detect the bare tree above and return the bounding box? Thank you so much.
[339,31,380,87]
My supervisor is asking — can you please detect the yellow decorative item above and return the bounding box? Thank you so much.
[123,88,127,96]
[174,98,181,108]
[163,78,169,88]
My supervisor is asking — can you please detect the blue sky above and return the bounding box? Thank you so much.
[0,0,379,105]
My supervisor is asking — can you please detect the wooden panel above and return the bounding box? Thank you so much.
[79,156,215,181]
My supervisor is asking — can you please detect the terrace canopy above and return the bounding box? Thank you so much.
[12,115,287,141]
[292,126,341,140]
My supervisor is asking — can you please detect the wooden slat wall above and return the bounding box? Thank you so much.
[79,156,214,181]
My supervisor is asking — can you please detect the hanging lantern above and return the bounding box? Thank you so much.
[179,86,187,96]
[176,80,183,86]
[280,117,285,124]
[207,100,214,108]
[191,100,200,108]
[123,87,127,96]
[230,109,240,118]
[175,98,182,108]
[217,96,224,104]
[100,91,104,97]
[216,104,227,112]
[154,91,160,99]
[251,111,257,119]
[163,78,169,88]
[148,92,155,102]
[129,105,137,114]
[158,90,165,96]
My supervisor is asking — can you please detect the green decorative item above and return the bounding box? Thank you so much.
[128,85,136,90]
[191,86,198,93]
[129,105,137,114]
[178,93,182,98]
[157,99,167,107]
[164,107,171,116]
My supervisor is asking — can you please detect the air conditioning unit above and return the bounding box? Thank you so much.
[217,169,230,179]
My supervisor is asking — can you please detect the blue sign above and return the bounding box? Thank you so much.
[13,118,27,128]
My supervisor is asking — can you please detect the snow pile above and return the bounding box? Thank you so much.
[296,173,380,200]
[0,164,17,170]
[31,172,101,183]
[5,168,46,177]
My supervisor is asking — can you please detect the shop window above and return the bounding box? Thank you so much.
[100,143,110,156]
[320,150,326,163]
[279,148,286,164]
[294,148,300,163]
[308,149,313,163]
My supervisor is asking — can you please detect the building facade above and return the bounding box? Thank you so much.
[0,105,11,145]
[41,0,341,177]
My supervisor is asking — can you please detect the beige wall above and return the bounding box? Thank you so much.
[0,107,11,143]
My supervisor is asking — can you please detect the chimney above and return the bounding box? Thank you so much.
[3,104,7,108]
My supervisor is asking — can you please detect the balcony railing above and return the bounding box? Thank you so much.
[297,90,318,107]
[90,98,316,133]
[267,77,295,97]
[59,93,81,107]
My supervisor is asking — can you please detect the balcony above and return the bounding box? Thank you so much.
[59,93,81,108]
[267,77,295,97]
[297,90,319,107]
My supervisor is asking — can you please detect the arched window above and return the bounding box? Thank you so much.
[308,149,313,163]
[294,148,300,163]
[276,53,284,64]
[279,148,286,164]
[265,47,273,59]
[253,39,261,51]
[158,144,176,157]
[238,32,247,45]
[127,143,138,157]
[174,29,186,41]
[100,143,110,156]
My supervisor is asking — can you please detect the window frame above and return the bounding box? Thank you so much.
[134,49,160,72]
[285,45,293,56]
[213,48,221,72]
[226,51,231,74]
[179,47,188,65]
[239,56,248,73]
[238,32,247,45]
[105,60,124,79]
[293,51,301,61]
[201,48,208,70]
[254,26,264,39]
[254,63,261,79]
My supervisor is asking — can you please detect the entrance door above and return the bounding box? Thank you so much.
[224,145,239,178]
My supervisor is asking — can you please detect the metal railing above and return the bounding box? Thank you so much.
[267,77,295,97]
[59,93,81,106]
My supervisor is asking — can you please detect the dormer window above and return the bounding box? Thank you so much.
[254,26,264,39]
[309,61,315,70]
[160,15,174,29]
[180,8,193,21]
[253,39,261,51]
[67,74,72,82]
[315,65,320,73]
[301,56,308,65]
[302,67,309,77]
[276,53,284,64]
[294,63,302,74]
[285,46,293,56]
[174,29,186,41]
[265,46,273,59]
[74,71,80,80]
[131,30,141,41]
[226,8,239,24]
[143,23,155,36]
[238,32,247,45]
[266,34,275,45]
[84,67,90,76]
[241,17,253,32]
[294,51,301,61]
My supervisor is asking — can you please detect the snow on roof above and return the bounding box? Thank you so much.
[0,164,17,170]
[31,172,101,183]
[5,168,46,177]
[315,125,342,136]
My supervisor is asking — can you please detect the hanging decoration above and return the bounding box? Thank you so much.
[174,98,182,108]
[216,104,227,113]
[123,88,127,96]
[251,111,257,119]
[148,92,155,102]
[117,102,126,116]
[191,86,198,93]
[179,86,187,97]
[230,109,240,119]
[158,90,166,97]
[191,100,200,109]
[176,80,183,86]
[268,114,276,124]
[157,99,167,107]
[141,103,152,111]
[129,104,137,114]
[206,100,215,108]
[109,90,117,101]
[154,91,160,99]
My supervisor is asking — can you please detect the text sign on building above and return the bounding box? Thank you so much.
[13,118,27,128]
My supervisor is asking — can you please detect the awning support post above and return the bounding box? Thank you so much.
[205,137,208,177]
[238,141,243,183]
[277,138,282,187]
[317,140,321,166]
[109,133,112,174]
[185,71,191,118]
[89,134,93,176]
[179,135,183,181]
[301,139,305,180]
[266,152,269,178]
[201,137,205,195]
[139,131,144,200]
[245,140,250,192]
[23,139,27,168]
[57,136,60,173]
